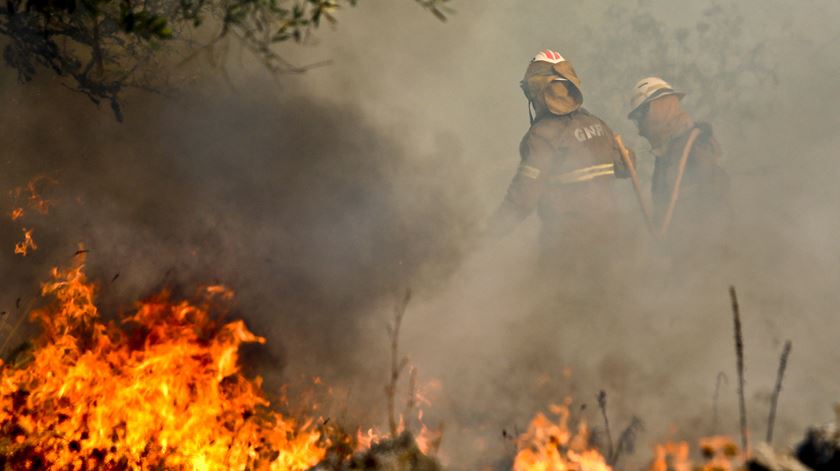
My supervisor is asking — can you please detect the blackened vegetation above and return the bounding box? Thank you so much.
[749,422,840,471]
[316,431,441,471]
[596,390,613,461]
[796,423,840,471]
[611,416,643,467]
[0,0,451,120]
[729,285,749,454]
[590,390,643,467]
[311,292,443,471]
[766,340,792,444]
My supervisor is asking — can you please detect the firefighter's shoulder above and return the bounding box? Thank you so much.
[568,112,612,144]
[526,114,571,143]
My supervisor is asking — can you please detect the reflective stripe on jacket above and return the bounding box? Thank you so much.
[490,108,630,236]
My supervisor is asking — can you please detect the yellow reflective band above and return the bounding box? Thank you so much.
[565,163,613,176]
[551,163,615,184]
[518,164,542,179]
[574,169,615,182]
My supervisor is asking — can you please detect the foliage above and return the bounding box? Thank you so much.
[537,0,780,177]
[0,0,452,120]
[654,2,771,116]
[582,0,778,125]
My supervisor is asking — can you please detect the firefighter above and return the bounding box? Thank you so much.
[489,49,633,274]
[627,77,730,251]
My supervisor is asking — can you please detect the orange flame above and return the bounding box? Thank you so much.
[353,409,441,456]
[514,402,612,471]
[356,427,382,451]
[649,435,742,471]
[10,176,56,215]
[352,378,442,457]
[9,176,57,255]
[0,259,327,469]
[649,441,690,471]
[414,409,443,456]
[14,228,37,256]
[205,284,235,301]
[698,435,741,471]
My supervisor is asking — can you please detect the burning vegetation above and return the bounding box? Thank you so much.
[512,401,611,471]
[0,252,448,470]
[0,246,833,470]
[0,256,328,469]
[0,190,833,471]
[0,178,832,471]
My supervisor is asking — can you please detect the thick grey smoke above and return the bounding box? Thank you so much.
[0,68,477,416]
[298,1,840,468]
[2,0,840,469]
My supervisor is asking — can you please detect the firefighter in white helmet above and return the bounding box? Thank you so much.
[627,76,730,249]
[489,50,633,273]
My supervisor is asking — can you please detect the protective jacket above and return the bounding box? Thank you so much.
[651,122,730,245]
[490,108,631,254]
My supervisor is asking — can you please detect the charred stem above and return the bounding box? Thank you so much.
[597,390,614,461]
[730,286,749,454]
[766,340,792,444]
[610,416,643,467]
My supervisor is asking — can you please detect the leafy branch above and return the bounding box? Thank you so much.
[0,0,451,120]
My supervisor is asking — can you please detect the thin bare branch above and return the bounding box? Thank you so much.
[766,340,792,444]
[729,286,749,454]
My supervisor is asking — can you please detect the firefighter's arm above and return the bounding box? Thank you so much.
[611,133,635,179]
[486,132,554,237]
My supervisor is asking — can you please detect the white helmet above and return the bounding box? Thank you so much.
[628,77,685,119]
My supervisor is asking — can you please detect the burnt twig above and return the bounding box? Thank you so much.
[730,286,749,453]
[597,390,614,461]
[766,340,792,444]
[610,416,643,467]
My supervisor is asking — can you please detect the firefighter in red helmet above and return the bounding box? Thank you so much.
[489,50,634,273]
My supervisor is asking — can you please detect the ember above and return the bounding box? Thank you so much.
[8,176,57,256]
[11,176,57,216]
[13,227,37,256]
[0,256,328,469]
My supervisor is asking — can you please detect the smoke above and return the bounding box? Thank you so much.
[2,0,840,469]
[0,61,478,417]
[304,0,840,468]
